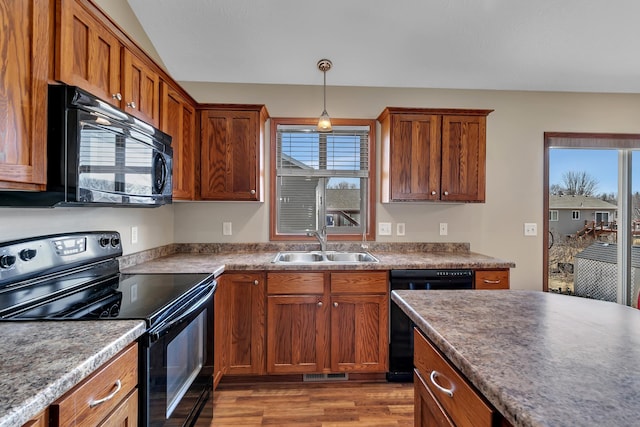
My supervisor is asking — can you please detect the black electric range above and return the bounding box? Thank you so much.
[0,231,216,427]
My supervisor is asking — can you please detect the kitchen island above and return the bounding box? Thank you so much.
[392,289,640,427]
[0,320,146,427]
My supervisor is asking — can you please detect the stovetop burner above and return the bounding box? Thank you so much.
[0,231,214,328]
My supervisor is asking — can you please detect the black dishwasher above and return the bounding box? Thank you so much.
[387,269,474,382]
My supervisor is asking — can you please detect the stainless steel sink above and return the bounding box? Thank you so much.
[324,252,378,262]
[272,251,379,264]
[272,252,325,263]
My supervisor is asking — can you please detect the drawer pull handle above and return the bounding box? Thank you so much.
[483,279,501,284]
[430,371,454,398]
[89,379,122,408]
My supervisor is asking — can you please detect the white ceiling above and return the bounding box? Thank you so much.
[126,0,640,93]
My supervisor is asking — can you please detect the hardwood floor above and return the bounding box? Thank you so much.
[211,381,414,426]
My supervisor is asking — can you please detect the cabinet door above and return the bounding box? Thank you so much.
[100,389,138,427]
[414,370,455,427]
[390,114,441,201]
[0,0,51,189]
[267,295,328,373]
[222,272,266,375]
[330,294,388,372]
[440,115,486,202]
[161,82,196,199]
[122,49,160,126]
[200,109,260,200]
[56,0,121,106]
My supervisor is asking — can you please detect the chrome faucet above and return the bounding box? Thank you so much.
[307,226,327,252]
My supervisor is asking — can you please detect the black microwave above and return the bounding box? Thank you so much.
[0,84,173,207]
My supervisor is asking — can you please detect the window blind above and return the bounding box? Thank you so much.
[276,125,369,178]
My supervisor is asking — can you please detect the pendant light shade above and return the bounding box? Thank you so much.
[317,59,332,132]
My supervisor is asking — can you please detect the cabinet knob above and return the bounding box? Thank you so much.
[250,189,256,195]
[253,280,259,285]
[127,101,137,109]
[112,93,122,101]
[443,191,449,196]
[317,301,323,307]
[333,302,338,308]
[431,190,437,195]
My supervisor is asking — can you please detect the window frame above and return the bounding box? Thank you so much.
[549,210,559,221]
[571,210,580,220]
[269,117,376,241]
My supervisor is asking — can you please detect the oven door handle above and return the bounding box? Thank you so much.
[147,282,215,343]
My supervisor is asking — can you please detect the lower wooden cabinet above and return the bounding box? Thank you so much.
[414,328,505,427]
[215,272,266,380]
[49,343,138,427]
[266,271,388,374]
[475,269,510,290]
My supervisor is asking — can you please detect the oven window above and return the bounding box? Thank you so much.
[166,308,205,418]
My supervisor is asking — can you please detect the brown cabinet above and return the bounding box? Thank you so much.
[378,108,492,203]
[413,328,495,427]
[50,343,138,427]
[56,0,121,107]
[199,105,268,201]
[0,0,52,190]
[266,272,327,374]
[56,0,160,126]
[216,272,266,379]
[329,272,388,372]
[475,269,510,290]
[266,271,388,374]
[161,81,197,200]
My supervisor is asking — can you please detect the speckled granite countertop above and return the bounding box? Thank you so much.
[391,290,640,427]
[0,320,146,427]
[120,242,515,274]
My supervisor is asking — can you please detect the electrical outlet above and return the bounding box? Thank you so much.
[397,223,405,236]
[223,222,233,236]
[378,222,392,236]
[131,226,138,244]
[439,223,448,236]
[524,223,537,236]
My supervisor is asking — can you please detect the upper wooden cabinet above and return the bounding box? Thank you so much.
[0,0,52,190]
[378,108,492,203]
[160,81,196,200]
[56,0,121,106]
[56,0,161,126]
[199,105,268,201]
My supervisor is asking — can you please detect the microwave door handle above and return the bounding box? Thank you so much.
[147,283,216,343]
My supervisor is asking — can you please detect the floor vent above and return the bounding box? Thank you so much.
[303,373,349,382]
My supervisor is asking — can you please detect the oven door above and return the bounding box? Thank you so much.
[142,282,215,427]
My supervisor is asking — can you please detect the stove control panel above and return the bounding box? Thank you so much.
[0,231,122,285]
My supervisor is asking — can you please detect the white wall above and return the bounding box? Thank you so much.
[5,0,640,291]
[177,82,640,291]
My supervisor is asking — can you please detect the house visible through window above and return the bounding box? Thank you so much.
[549,210,559,221]
[572,210,580,220]
[270,118,375,240]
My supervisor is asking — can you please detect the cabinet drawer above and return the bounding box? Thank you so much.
[414,370,455,427]
[51,343,138,427]
[475,270,509,290]
[267,272,324,294]
[330,271,388,294]
[413,329,493,427]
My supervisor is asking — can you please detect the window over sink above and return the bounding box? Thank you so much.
[269,118,376,241]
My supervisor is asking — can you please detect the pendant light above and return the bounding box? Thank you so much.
[317,59,333,132]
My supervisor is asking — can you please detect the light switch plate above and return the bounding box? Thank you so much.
[223,222,233,236]
[378,222,392,236]
[524,223,537,236]
[439,223,448,236]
